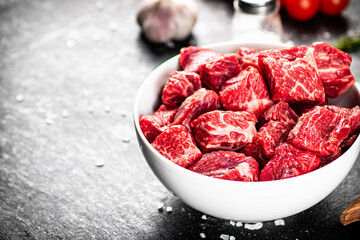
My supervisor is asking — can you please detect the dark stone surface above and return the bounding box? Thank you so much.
[0,0,359,239]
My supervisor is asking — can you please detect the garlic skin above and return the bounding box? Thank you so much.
[136,0,197,44]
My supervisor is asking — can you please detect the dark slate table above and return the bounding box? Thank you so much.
[1,0,360,239]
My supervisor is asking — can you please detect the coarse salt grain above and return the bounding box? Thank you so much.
[219,234,229,240]
[274,219,285,226]
[229,220,235,226]
[166,206,172,213]
[236,222,243,227]
[95,159,105,167]
[16,94,24,102]
[157,203,164,212]
[201,215,207,220]
[244,222,263,230]
[200,233,206,238]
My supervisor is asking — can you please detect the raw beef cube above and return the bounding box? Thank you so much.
[237,47,259,69]
[341,133,359,149]
[311,42,355,98]
[261,56,325,104]
[287,106,343,156]
[325,105,360,153]
[242,142,268,168]
[253,121,293,167]
[200,54,241,92]
[188,151,259,181]
[318,148,342,169]
[244,102,298,168]
[171,88,221,132]
[219,66,273,117]
[259,101,298,127]
[290,102,323,117]
[139,104,178,143]
[260,143,321,181]
[151,125,202,168]
[162,71,202,107]
[179,46,219,73]
[191,110,257,152]
[258,45,325,104]
[258,45,308,77]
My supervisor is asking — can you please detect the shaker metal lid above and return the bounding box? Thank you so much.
[237,0,278,14]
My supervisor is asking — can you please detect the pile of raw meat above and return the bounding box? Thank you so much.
[139,42,360,181]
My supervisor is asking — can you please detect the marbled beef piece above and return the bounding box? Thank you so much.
[151,125,202,168]
[139,104,178,143]
[242,142,268,168]
[259,45,325,104]
[162,71,202,107]
[260,143,321,181]
[287,106,343,156]
[237,47,259,69]
[325,105,360,153]
[261,56,325,104]
[258,45,308,77]
[340,133,359,150]
[311,42,355,99]
[288,105,360,156]
[188,151,259,181]
[247,121,291,168]
[259,101,299,127]
[171,88,221,132]
[179,46,241,92]
[243,101,298,168]
[191,110,257,152]
[318,148,342,169]
[219,66,273,117]
[179,46,219,73]
[199,54,241,92]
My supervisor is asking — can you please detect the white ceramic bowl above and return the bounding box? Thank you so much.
[133,42,360,222]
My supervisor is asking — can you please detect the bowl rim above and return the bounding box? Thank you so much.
[133,41,360,186]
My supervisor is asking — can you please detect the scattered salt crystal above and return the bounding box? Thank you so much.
[244,222,263,230]
[66,39,75,49]
[92,34,101,42]
[229,220,236,226]
[229,236,236,240]
[108,22,118,32]
[166,206,172,213]
[236,222,243,227]
[62,109,69,118]
[200,233,206,238]
[274,219,285,226]
[104,105,111,113]
[45,113,57,125]
[219,234,229,240]
[87,106,94,113]
[201,215,207,220]
[165,41,175,49]
[157,203,164,212]
[16,94,24,102]
[323,31,331,39]
[95,159,104,167]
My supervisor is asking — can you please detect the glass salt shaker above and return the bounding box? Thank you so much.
[231,0,284,43]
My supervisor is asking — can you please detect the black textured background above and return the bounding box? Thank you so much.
[0,0,359,239]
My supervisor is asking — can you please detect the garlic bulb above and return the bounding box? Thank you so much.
[136,0,197,43]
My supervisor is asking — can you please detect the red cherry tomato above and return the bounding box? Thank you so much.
[320,0,350,16]
[279,0,286,8]
[285,0,320,21]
